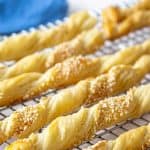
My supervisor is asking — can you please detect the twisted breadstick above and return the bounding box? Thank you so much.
[0,28,103,80]
[0,40,150,106]
[102,0,150,39]
[5,83,150,150]
[102,0,150,25]
[0,11,97,61]
[131,0,150,11]
[0,54,149,144]
[86,124,150,150]
[102,10,150,39]
[0,56,100,106]
[101,0,150,39]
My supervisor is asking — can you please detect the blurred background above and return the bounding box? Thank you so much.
[0,0,133,35]
[68,0,133,12]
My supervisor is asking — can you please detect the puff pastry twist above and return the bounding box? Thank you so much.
[0,40,150,106]
[5,83,150,150]
[103,10,150,39]
[0,28,103,80]
[0,54,149,144]
[102,0,150,39]
[0,11,96,61]
[102,0,150,25]
[85,124,150,150]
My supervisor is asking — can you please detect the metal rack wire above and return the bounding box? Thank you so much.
[0,3,150,150]
[73,27,150,150]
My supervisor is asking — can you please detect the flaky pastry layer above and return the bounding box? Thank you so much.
[0,40,150,106]
[0,54,149,144]
[102,0,150,39]
[5,83,150,150]
[0,28,103,80]
[102,10,150,39]
[102,0,150,25]
[0,11,96,61]
[86,124,150,150]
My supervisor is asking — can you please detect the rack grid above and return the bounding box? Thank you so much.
[74,27,150,149]
[0,4,150,150]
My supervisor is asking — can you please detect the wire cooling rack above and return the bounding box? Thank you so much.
[0,3,150,150]
[74,27,150,150]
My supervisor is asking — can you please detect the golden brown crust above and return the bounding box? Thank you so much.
[46,28,104,68]
[102,10,150,39]
[102,0,150,25]
[0,28,103,80]
[5,84,150,150]
[0,40,150,106]
[0,56,100,106]
[98,40,150,73]
[133,0,150,10]
[101,0,150,39]
[0,11,97,61]
[86,124,150,150]
[0,55,149,144]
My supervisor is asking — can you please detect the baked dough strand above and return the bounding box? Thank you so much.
[0,11,97,61]
[102,0,150,39]
[102,10,150,39]
[5,84,150,150]
[0,54,149,144]
[85,124,150,150]
[0,28,103,80]
[101,0,150,39]
[0,40,150,106]
[102,0,150,25]
[0,56,100,106]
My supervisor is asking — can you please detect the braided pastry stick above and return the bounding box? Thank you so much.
[0,40,150,106]
[5,83,150,150]
[0,54,149,144]
[0,11,97,61]
[86,124,150,150]
[102,10,150,39]
[0,28,104,80]
[102,0,150,25]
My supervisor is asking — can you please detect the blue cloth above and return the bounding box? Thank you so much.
[0,0,68,35]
